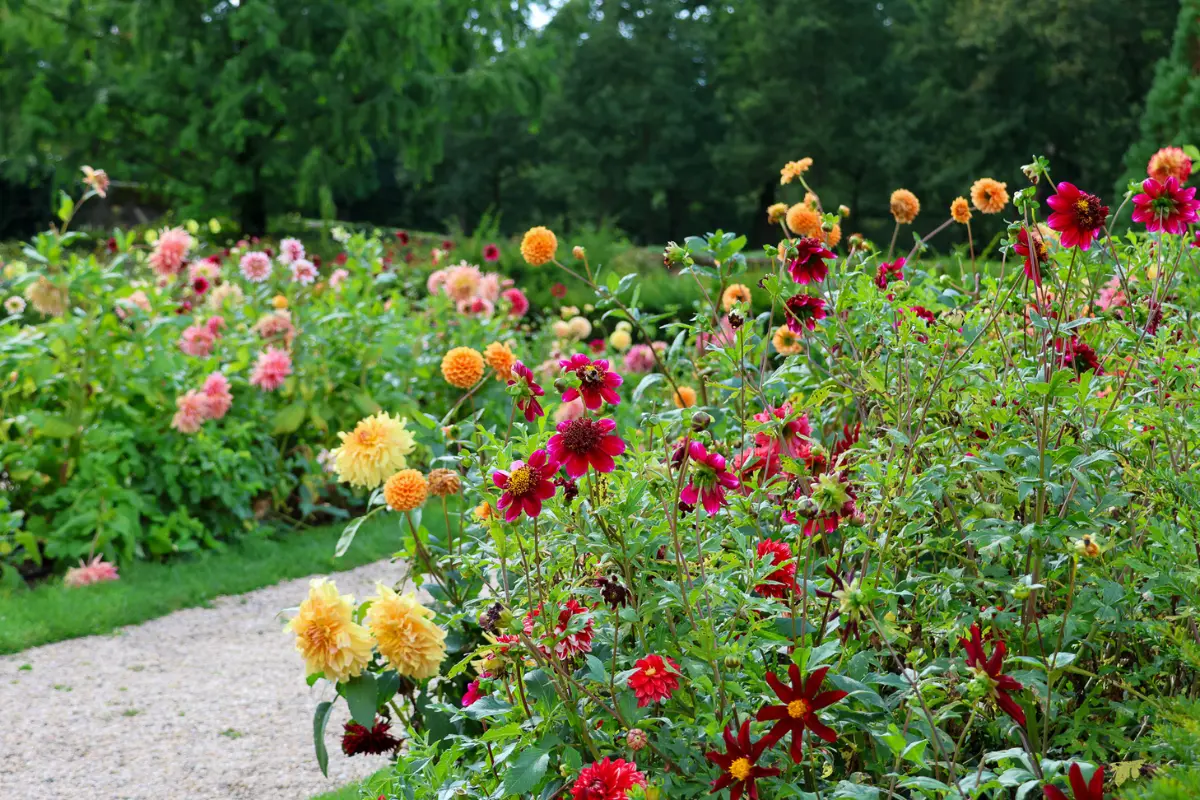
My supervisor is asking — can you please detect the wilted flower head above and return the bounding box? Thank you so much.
[784,294,827,332]
[81,165,110,198]
[64,555,119,587]
[25,277,68,317]
[780,158,812,185]
[341,719,401,757]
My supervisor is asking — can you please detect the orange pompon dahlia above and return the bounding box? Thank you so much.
[722,283,752,311]
[520,226,558,266]
[484,341,517,381]
[890,189,920,224]
[951,197,972,224]
[1147,146,1192,183]
[673,386,698,408]
[766,202,788,225]
[822,223,842,248]
[971,178,1009,214]
[772,326,802,356]
[441,346,485,389]
[427,468,462,497]
[780,158,813,185]
[384,469,428,512]
[786,203,822,238]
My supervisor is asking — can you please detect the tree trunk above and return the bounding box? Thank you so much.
[239,184,267,236]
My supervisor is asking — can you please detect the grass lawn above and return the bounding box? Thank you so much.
[0,513,428,655]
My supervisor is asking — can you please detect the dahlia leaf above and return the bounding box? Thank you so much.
[342,673,378,727]
[334,513,370,558]
[631,372,663,404]
[312,700,333,777]
[502,745,549,796]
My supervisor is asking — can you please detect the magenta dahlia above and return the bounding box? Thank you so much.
[1046,182,1109,250]
[492,449,559,522]
[1131,175,1200,234]
[547,417,625,478]
[787,236,835,285]
[784,294,827,333]
[560,354,623,409]
[675,440,740,515]
[507,360,545,422]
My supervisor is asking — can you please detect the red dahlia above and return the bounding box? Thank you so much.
[560,354,623,409]
[757,665,848,763]
[1046,182,1109,250]
[628,654,681,706]
[1013,227,1048,286]
[676,440,741,515]
[753,402,812,459]
[705,720,781,800]
[1056,336,1102,376]
[551,282,569,298]
[787,236,835,285]
[960,623,1026,726]
[526,599,595,660]
[341,718,401,756]
[492,448,559,521]
[570,757,646,800]
[784,294,827,333]
[874,257,905,290]
[395,230,410,244]
[1043,763,1104,800]
[548,417,626,478]
[1131,175,1200,234]
[753,538,797,598]
[507,360,546,422]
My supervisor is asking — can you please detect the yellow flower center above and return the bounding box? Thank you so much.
[643,667,657,676]
[356,428,381,448]
[787,698,810,718]
[729,758,752,781]
[507,466,536,497]
[305,624,335,653]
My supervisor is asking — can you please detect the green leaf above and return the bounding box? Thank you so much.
[334,510,376,558]
[479,722,523,742]
[341,673,378,727]
[312,700,333,777]
[57,191,74,223]
[502,746,549,796]
[34,415,76,439]
[463,695,513,720]
[271,402,307,434]
[632,372,664,403]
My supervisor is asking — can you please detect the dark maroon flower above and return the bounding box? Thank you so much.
[1056,336,1102,375]
[753,539,796,598]
[787,236,834,285]
[960,623,1026,726]
[507,361,545,422]
[1047,182,1109,250]
[335,252,348,265]
[192,276,210,295]
[705,720,781,800]
[675,440,740,515]
[554,475,579,503]
[560,354,623,409]
[757,665,848,763]
[312,255,322,268]
[548,417,625,478]
[106,237,118,253]
[874,257,905,290]
[395,230,409,244]
[1146,300,1163,335]
[1013,227,1047,286]
[176,300,192,315]
[483,243,500,262]
[1043,763,1104,800]
[784,294,827,333]
[908,305,936,325]
[441,239,454,250]
[341,718,401,756]
[1131,175,1200,234]
[493,449,559,522]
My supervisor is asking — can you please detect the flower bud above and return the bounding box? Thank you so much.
[838,204,851,218]
[626,729,648,751]
[572,245,586,260]
[723,653,743,670]
[691,411,713,432]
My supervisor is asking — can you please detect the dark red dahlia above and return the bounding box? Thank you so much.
[441,239,454,250]
[960,623,1026,726]
[732,445,784,490]
[395,230,409,244]
[754,538,796,598]
[560,354,623,408]
[787,236,835,285]
[551,282,569,299]
[874,257,905,290]
[705,721,781,800]
[548,417,626,478]
[506,360,545,422]
[1056,336,1102,376]
[192,276,210,295]
[1131,175,1200,234]
[1043,763,1104,800]
[483,243,500,262]
[335,252,348,265]
[1046,182,1109,250]
[106,237,118,253]
[675,440,740,515]
[570,757,646,800]
[757,665,848,763]
[492,448,559,522]
[628,654,681,707]
[341,718,401,756]
[784,294,827,333]
[554,475,579,503]
[593,573,630,609]
[908,305,936,325]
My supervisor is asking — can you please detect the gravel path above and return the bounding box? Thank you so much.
[0,558,415,800]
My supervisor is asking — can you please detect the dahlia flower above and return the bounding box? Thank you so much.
[874,257,905,290]
[507,360,546,422]
[80,165,110,198]
[1147,146,1192,183]
[754,538,797,598]
[148,227,193,277]
[786,203,822,238]
[290,258,318,285]
[278,237,305,265]
[179,323,216,358]
[253,310,296,347]
[772,326,802,356]
[960,623,1026,726]
[753,403,812,459]
[442,347,485,389]
[5,296,26,315]
[239,251,273,282]
[560,354,622,409]
[676,440,740,515]
[287,578,374,682]
[329,268,350,289]
[1096,276,1128,313]
[493,449,559,521]
[1043,764,1104,800]
[705,721,781,800]
[628,654,681,707]
[722,283,752,310]
[970,178,1008,214]
[501,287,529,317]
[767,202,788,225]
[780,158,812,184]
[890,189,920,224]
[548,417,625,478]
[521,226,558,266]
[1131,175,1200,234]
[26,277,68,316]
[784,294,827,333]
[443,263,482,302]
[1057,336,1102,375]
[171,390,210,434]
[1013,227,1048,286]
[570,757,646,800]
[249,347,292,391]
[787,236,835,285]
[341,719,400,756]
[383,469,427,512]
[622,344,657,374]
[461,680,483,707]
[1046,182,1109,250]
[757,665,848,763]
[366,583,446,679]
[64,555,119,587]
[484,341,516,381]
[526,599,594,660]
[951,196,972,223]
[202,372,233,419]
[330,412,416,489]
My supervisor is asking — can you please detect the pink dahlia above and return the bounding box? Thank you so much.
[570,757,646,800]
[493,448,559,522]
[457,297,495,317]
[64,555,120,588]
[501,287,529,318]
[1096,276,1128,313]
[171,390,210,433]
[1131,176,1200,234]
[696,315,738,354]
[443,263,483,302]
[202,372,233,419]
[784,294,827,333]
[483,243,501,262]
[250,347,292,391]
[478,273,501,303]
[1046,182,1109,250]
[547,417,625,478]
[754,538,797,598]
[461,680,482,707]
[179,323,216,358]
[622,344,656,374]
[330,268,350,289]
[278,237,305,265]
[189,257,221,282]
[148,227,194,277]
[526,599,594,661]
[559,354,623,409]
[239,251,273,283]
[205,315,225,336]
[874,257,905,290]
[787,236,835,285]
[675,440,741,515]
[753,403,812,459]
[507,361,545,422]
[290,258,318,285]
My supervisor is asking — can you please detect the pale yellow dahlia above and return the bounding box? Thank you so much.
[331,412,416,489]
[766,202,788,225]
[366,583,447,679]
[287,578,374,682]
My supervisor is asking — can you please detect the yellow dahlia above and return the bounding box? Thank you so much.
[773,325,803,356]
[673,386,698,408]
[890,189,921,225]
[722,283,752,311]
[366,583,447,679]
[484,341,516,381]
[970,178,1008,214]
[609,329,632,351]
[766,202,788,225]
[287,579,374,682]
[950,197,972,224]
[786,203,822,238]
[780,158,813,185]
[441,346,485,389]
[384,469,428,512]
[427,468,462,497]
[331,412,416,489]
[520,226,558,266]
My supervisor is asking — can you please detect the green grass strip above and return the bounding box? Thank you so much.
[310,768,392,800]
[0,513,421,655]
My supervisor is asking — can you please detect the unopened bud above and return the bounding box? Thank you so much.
[723,653,743,670]
[626,729,648,751]
[572,245,586,260]
[838,205,851,218]
[691,411,713,432]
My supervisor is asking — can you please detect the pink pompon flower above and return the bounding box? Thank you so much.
[64,555,119,588]
[239,251,273,282]
[787,236,835,285]
[443,263,483,301]
[179,323,216,358]
[202,372,233,419]
[461,680,483,707]
[1131,176,1200,234]
[171,390,210,433]
[478,273,501,303]
[874,257,904,290]
[249,347,292,391]
[483,243,501,262]
[559,354,623,409]
[493,448,559,522]
[507,361,545,422]
[501,287,529,318]
[548,417,625,478]
[148,227,194,277]
[570,757,646,800]
[623,344,656,374]
[1046,182,1109,250]
[290,258,318,285]
[330,268,350,289]
[426,269,447,294]
[278,237,305,265]
[784,294,827,333]
[675,440,741,515]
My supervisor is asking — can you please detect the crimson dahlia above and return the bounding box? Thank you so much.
[341,719,401,756]
[1131,176,1200,234]
[560,354,623,409]
[784,294,827,333]
[1047,182,1109,250]
[570,757,646,800]
[492,449,559,521]
[757,665,847,763]
[705,721,781,800]
[628,654,681,706]
[1056,336,1102,376]
[1043,764,1104,800]
[1013,227,1048,286]
[753,539,797,598]
[960,623,1026,726]
[526,599,594,660]
[506,360,546,422]
[548,417,626,478]
[787,236,835,285]
[874,257,905,290]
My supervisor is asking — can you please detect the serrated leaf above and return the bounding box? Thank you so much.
[502,746,549,796]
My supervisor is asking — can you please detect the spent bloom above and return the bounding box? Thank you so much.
[676,440,740,515]
[560,354,623,409]
[341,719,400,757]
[493,449,559,521]
[331,412,416,489]
[570,757,646,800]
[757,665,848,763]
[148,227,194,277]
[366,583,446,679]
[287,578,374,682]
[970,178,1009,214]
[548,417,626,478]
[1131,176,1200,234]
[80,165,110,197]
[239,251,273,282]
[64,555,120,587]
[628,654,681,707]
[1046,182,1109,250]
[767,202,788,225]
[249,347,292,391]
